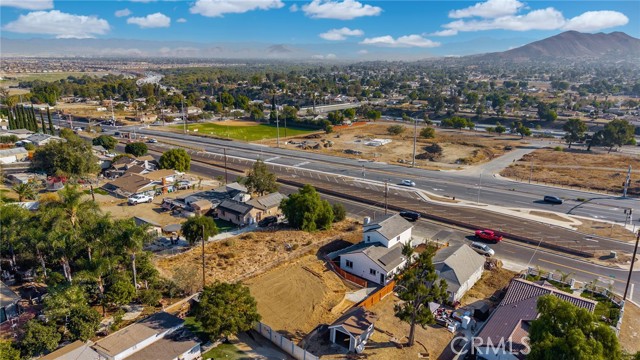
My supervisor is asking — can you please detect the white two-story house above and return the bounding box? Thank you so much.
[335,214,414,285]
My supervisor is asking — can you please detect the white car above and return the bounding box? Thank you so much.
[401,179,416,187]
[147,138,158,143]
[470,242,495,257]
[128,194,153,205]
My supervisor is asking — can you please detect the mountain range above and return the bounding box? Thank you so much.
[1,31,638,61]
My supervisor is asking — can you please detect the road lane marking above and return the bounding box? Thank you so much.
[293,161,310,167]
[265,156,280,162]
[538,259,624,284]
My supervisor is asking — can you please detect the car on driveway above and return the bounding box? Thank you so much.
[258,216,278,227]
[470,242,495,257]
[399,211,420,222]
[128,193,153,205]
[543,195,563,204]
[475,229,503,243]
[400,179,416,187]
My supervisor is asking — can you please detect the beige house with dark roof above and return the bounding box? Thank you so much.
[246,192,286,221]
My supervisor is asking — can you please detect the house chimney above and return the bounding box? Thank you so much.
[363,216,371,225]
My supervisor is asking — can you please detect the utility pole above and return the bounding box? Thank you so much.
[201,224,206,290]
[412,117,417,168]
[384,180,388,215]
[623,165,631,197]
[223,148,228,184]
[624,230,640,300]
[181,99,186,134]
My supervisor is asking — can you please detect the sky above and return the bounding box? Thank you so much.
[1,0,638,58]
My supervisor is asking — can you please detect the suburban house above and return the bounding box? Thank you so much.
[24,133,64,146]
[475,278,597,360]
[3,129,33,139]
[105,156,157,179]
[335,214,414,285]
[93,312,201,360]
[0,281,21,323]
[246,192,286,221]
[328,307,377,353]
[216,199,254,226]
[102,173,155,197]
[40,340,100,360]
[433,244,486,302]
[0,147,29,164]
[133,217,162,237]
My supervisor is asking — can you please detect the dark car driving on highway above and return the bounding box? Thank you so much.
[543,195,563,204]
[399,211,420,222]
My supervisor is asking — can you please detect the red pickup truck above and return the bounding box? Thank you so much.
[475,229,503,243]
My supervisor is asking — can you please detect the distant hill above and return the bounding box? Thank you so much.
[479,31,640,61]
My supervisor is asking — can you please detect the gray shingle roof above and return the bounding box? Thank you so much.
[41,340,100,360]
[433,244,486,292]
[344,242,406,273]
[217,199,253,216]
[476,278,597,357]
[0,147,28,156]
[363,214,413,240]
[246,192,285,210]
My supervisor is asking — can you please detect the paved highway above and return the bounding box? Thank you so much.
[131,127,640,224]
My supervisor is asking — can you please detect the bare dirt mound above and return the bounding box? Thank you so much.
[244,255,350,340]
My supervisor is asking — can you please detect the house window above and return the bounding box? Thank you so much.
[369,268,377,275]
[396,236,400,241]
[366,236,371,242]
[345,260,353,269]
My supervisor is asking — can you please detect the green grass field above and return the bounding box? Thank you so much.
[202,342,249,360]
[175,122,316,141]
[0,72,109,84]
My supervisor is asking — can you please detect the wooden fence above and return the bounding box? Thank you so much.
[359,280,396,309]
[325,258,367,287]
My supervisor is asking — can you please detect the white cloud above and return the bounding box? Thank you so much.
[562,11,629,32]
[429,29,458,37]
[289,4,298,12]
[312,53,338,59]
[190,0,284,17]
[115,8,132,17]
[176,18,187,23]
[357,49,368,54]
[443,8,566,32]
[302,0,382,20]
[360,34,440,48]
[449,0,524,19]
[3,10,110,38]
[127,13,171,28]
[319,27,364,41]
[0,0,52,10]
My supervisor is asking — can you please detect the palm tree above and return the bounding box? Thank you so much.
[0,205,30,267]
[114,219,151,290]
[47,185,100,228]
[13,183,36,202]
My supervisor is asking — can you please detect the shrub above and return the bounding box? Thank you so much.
[332,203,347,222]
[125,142,148,157]
[138,289,162,306]
[387,125,405,135]
[553,146,563,151]
[420,127,435,139]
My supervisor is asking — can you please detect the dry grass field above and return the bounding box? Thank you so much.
[620,301,640,355]
[262,123,521,170]
[501,148,640,195]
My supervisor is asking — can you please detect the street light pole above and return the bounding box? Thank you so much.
[623,230,640,300]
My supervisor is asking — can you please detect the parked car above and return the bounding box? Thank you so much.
[543,195,564,204]
[400,179,416,187]
[128,193,153,205]
[258,216,278,227]
[147,138,158,143]
[470,242,495,257]
[175,180,191,190]
[399,211,420,222]
[475,229,503,243]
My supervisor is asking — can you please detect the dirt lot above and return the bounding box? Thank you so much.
[576,219,638,242]
[261,123,521,170]
[244,255,354,340]
[620,301,640,354]
[154,219,362,285]
[461,267,518,306]
[501,148,640,195]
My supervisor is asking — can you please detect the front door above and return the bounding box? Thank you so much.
[380,273,385,284]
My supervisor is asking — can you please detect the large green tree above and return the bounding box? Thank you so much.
[19,320,61,357]
[31,137,99,177]
[124,142,148,157]
[394,248,448,347]
[93,135,118,151]
[195,282,261,340]
[0,340,20,360]
[159,148,191,172]
[563,118,588,148]
[601,119,635,153]
[245,159,278,196]
[528,295,622,360]
[280,184,334,232]
[181,215,219,245]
